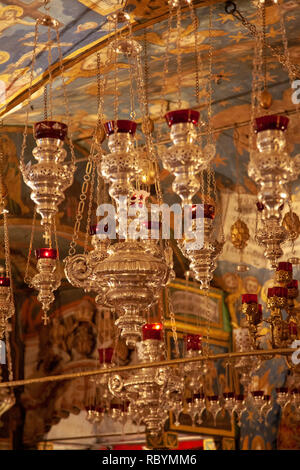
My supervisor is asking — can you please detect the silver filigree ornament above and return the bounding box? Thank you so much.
[108,325,184,437]
[94,240,172,348]
[178,204,223,290]
[248,115,299,266]
[64,227,111,304]
[21,122,75,228]
[161,109,215,206]
[99,120,142,217]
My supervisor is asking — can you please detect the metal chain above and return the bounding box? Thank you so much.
[68,158,93,256]
[176,4,182,109]
[53,217,61,277]
[113,15,119,132]
[128,52,136,120]
[5,327,13,382]
[226,2,300,77]
[3,210,15,316]
[188,1,201,105]
[67,49,105,256]
[84,159,96,254]
[96,52,104,127]
[207,1,213,146]
[54,25,76,165]
[0,138,15,322]
[0,138,15,359]
[20,21,39,168]
[24,207,37,286]
[43,85,48,120]
[249,4,263,157]
[160,3,174,128]
[166,287,180,358]
[277,0,300,123]
[163,6,173,96]
[135,34,163,204]
[47,24,53,120]
[262,2,267,90]
[203,292,211,358]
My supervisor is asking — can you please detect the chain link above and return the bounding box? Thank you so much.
[135,32,163,204]
[84,159,96,254]
[188,1,201,105]
[207,2,213,146]
[47,24,54,120]
[166,287,180,358]
[176,5,182,109]
[229,4,300,78]
[68,158,93,256]
[24,207,37,286]
[262,2,267,90]
[0,134,15,373]
[54,25,76,165]
[20,21,39,168]
[5,327,13,382]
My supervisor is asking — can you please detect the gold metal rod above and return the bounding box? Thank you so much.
[0,348,295,389]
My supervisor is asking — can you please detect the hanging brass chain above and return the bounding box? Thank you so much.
[188,1,201,105]
[20,21,39,168]
[53,217,61,277]
[163,6,173,97]
[96,52,105,130]
[226,1,300,77]
[68,158,93,256]
[166,287,180,358]
[3,211,15,315]
[128,54,136,121]
[176,4,182,109]
[135,31,163,204]
[47,24,53,120]
[262,2,267,90]
[54,25,76,165]
[278,4,295,82]
[160,3,174,129]
[43,85,48,120]
[249,3,263,156]
[113,15,119,131]
[5,327,13,382]
[24,207,37,286]
[0,138,15,323]
[203,292,212,358]
[66,44,106,258]
[207,1,214,146]
[84,159,96,254]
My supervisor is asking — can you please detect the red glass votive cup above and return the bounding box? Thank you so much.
[0,277,10,287]
[35,248,58,260]
[98,347,114,365]
[242,294,258,304]
[276,262,293,272]
[34,120,68,141]
[254,115,289,133]
[142,323,163,341]
[185,334,202,351]
[104,120,137,136]
[191,204,215,220]
[165,109,200,127]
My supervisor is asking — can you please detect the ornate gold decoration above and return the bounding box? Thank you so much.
[282,211,300,242]
[230,218,250,251]
[259,89,272,110]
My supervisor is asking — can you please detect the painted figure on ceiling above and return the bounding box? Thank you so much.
[0,6,35,35]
